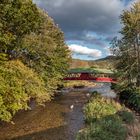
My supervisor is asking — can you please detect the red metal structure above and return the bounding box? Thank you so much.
[63,72,116,83]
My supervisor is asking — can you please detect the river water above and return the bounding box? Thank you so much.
[0,82,116,140]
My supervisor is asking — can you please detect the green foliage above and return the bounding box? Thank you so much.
[76,115,127,140]
[20,10,70,92]
[111,2,140,88]
[119,89,140,112]
[0,53,8,62]
[0,0,70,122]
[0,60,50,122]
[0,0,42,54]
[111,83,117,90]
[77,94,127,140]
[84,94,122,123]
[117,110,135,124]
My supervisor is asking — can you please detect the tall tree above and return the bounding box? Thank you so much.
[0,1,70,122]
[111,2,140,88]
[21,10,70,91]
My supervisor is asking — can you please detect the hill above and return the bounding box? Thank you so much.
[70,56,116,69]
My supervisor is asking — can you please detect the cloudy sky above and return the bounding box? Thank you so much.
[33,0,136,60]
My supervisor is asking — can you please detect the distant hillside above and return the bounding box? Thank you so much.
[70,59,89,68]
[94,56,116,62]
[70,56,116,69]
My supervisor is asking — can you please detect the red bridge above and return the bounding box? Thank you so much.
[63,72,116,83]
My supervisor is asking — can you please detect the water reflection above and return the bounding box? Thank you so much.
[62,82,116,98]
[90,83,116,98]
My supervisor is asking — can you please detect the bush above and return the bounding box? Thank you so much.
[77,93,128,140]
[0,60,51,122]
[84,94,122,123]
[76,115,127,140]
[119,89,134,102]
[119,89,140,112]
[117,110,134,124]
[111,83,117,90]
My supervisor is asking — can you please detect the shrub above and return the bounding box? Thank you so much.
[0,60,51,122]
[84,95,122,123]
[111,83,117,90]
[119,89,134,103]
[117,110,135,124]
[119,89,140,112]
[76,115,127,140]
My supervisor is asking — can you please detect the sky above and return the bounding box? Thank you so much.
[33,0,137,60]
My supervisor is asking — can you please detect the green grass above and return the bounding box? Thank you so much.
[117,110,135,124]
[76,93,128,140]
[76,115,127,140]
[84,94,122,123]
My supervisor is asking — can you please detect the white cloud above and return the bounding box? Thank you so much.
[68,44,102,58]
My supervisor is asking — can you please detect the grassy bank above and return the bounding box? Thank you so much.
[76,93,139,140]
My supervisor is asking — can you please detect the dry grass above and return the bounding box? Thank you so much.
[126,114,140,140]
[64,81,96,88]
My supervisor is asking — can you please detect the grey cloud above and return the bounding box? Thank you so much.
[34,0,123,34]
[66,32,112,48]
[33,0,126,52]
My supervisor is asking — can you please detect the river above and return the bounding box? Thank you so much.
[0,82,116,140]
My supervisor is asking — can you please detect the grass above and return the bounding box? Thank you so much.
[76,93,131,140]
[63,81,96,88]
[84,94,122,123]
[117,110,135,124]
[77,115,127,140]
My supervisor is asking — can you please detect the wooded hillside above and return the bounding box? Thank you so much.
[70,56,116,69]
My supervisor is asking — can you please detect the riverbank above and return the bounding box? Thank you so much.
[76,92,140,140]
[0,90,90,140]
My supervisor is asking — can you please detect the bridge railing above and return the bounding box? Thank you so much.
[63,72,117,83]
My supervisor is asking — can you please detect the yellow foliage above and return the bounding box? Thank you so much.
[0,60,51,122]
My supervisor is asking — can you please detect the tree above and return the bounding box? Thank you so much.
[20,10,70,91]
[0,1,70,122]
[111,2,140,88]
[0,0,42,57]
